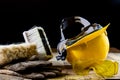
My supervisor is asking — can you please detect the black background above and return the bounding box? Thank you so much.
[0,0,120,49]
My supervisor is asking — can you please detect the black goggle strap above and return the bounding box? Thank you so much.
[56,25,67,60]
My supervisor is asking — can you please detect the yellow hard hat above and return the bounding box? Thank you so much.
[66,24,110,65]
[56,16,118,77]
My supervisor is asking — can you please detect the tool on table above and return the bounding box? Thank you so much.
[23,26,53,60]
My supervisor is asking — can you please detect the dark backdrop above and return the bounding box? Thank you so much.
[0,0,120,49]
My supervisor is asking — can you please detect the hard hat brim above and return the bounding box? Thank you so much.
[67,23,110,49]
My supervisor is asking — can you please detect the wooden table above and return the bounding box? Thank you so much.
[48,49,120,80]
[0,48,119,80]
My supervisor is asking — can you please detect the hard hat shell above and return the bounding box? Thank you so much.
[66,23,110,65]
